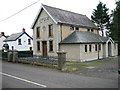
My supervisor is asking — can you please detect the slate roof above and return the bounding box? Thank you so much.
[4,32,33,42]
[32,4,98,29]
[60,31,109,44]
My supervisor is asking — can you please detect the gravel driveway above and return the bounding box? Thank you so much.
[66,56,119,80]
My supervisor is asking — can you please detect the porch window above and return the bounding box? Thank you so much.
[48,24,53,37]
[37,41,40,51]
[99,44,101,51]
[75,27,79,30]
[49,41,53,51]
[18,39,22,45]
[87,29,90,32]
[85,45,87,52]
[91,29,94,32]
[89,45,92,52]
[36,27,40,38]
[70,26,74,30]
[95,44,97,51]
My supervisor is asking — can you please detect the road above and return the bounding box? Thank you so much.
[1,60,118,88]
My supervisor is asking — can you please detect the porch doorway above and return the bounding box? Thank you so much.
[108,42,112,56]
[42,41,47,56]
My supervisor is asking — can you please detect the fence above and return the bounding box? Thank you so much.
[1,50,66,70]
[18,55,58,68]
[0,50,8,60]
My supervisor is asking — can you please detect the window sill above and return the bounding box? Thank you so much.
[48,36,53,38]
[49,51,54,53]
[37,51,41,53]
[36,38,41,39]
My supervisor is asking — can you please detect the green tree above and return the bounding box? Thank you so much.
[91,1,110,36]
[110,0,120,55]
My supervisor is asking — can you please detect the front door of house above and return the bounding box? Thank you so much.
[42,41,47,56]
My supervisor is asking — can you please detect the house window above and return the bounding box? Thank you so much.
[49,41,53,51]
[95,44,97,51]
[89,45,92,52]
[70,26,74,30]
[28,39,31,45]
[48,24,53,37]
[91,29,94,32]
[75,27,79,30]
[37,41,40,51]
[18,39,22,45]
[99,44,101,51]
[85,45,87,52]
[36,27,40,38]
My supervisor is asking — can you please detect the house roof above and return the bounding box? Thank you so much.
[0,33,7,38]
[4,32,33,42]
[31,4,98,29]
[60,31,109,44]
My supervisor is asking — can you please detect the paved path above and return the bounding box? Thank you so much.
[1,60,118,88]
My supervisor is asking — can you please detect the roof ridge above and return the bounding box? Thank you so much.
[42,4,86,17]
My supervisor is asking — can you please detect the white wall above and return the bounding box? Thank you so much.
[6,34,33,51]
[0,36,6,50]
[80,44,103,62]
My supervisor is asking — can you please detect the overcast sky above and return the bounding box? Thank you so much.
[0,0,116,36]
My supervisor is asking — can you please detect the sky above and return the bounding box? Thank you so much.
[0,0,116,36]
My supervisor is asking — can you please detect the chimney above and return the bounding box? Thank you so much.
[1,32,4,36]
[22,28,25,32]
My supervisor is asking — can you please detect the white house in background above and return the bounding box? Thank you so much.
[0,32,7,50]
[4,28,33,51]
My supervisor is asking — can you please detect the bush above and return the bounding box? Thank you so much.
[18,50,33,57]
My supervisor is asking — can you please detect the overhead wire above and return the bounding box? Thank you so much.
[0,0,40,23]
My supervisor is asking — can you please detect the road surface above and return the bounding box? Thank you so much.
[1,60,118,88]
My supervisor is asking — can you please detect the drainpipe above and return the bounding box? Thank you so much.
[58,24,62,51]
[60,24,62,41]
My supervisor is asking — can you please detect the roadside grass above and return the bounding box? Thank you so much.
[66,60,101,66]
[64,61,100,72]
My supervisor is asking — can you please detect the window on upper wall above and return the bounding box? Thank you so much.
[89,45,92,52]
[70,26,74,30]
[75,27,79,30]
[48,24,53,37]
[95,44,97,51]
[28,39,31,45]
[85,45,87,52]
[18,39,22,45]
[36,27,40,38]
[37,41,40,51]
[49,41,53,51]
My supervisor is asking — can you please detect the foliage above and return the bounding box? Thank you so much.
[110,0,120,55]
[18,50,33,57]
[110,1,120,41]
[91,1,110,36]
